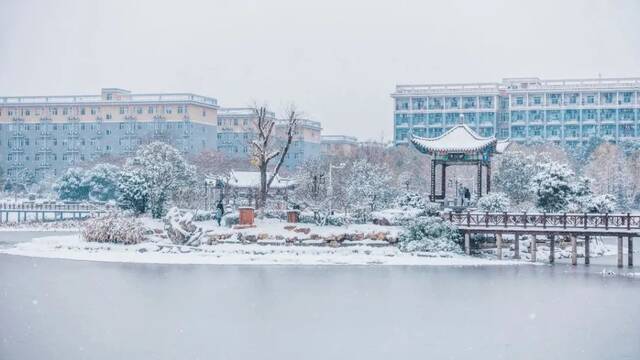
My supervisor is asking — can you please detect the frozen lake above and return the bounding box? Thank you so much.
[0,232,639,359]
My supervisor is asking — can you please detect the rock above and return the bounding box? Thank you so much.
[275,235,284,240]
[164,207,203,246]
[258,233,269,240]
[328,240,340,247]
[286,236,298,244]
[244,235,257,242]
[354,232,365,241]
[373,217,391,226]
[233,224,256,230]
[284,225,296,231]
[294,227,311,235]
[310,233,321,240]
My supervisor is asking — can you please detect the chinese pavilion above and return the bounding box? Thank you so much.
[410,122,509,202]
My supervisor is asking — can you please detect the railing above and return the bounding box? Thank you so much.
[446,211,639,231]
[0,203,111,212]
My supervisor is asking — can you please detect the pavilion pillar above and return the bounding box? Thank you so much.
[476,161,482,198]
[486,162,491,194]
[549,235,555,264]
[441,164,446,200]
[496,233,502,260]
[513,233,520,259]
[430,160,436,202]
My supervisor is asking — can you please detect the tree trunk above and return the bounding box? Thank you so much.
[259,163,267,209]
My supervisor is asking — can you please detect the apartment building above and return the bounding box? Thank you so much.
[217,107,322,170]
[392,77,640,146]
[321,135,359,157]
[0,88,218,180]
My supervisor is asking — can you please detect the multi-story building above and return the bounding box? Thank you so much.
[217,107,322,170]
[0,88,218,180]
[321,135,358,157]
[392,77,640,147]
[216,107,275,156]
[277,119,322,171]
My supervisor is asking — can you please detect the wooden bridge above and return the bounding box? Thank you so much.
[0,203,110,223]
[444,211,636,268]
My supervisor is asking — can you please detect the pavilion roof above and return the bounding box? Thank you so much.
[410,124,500,154]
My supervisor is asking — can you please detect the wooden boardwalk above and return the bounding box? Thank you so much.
[0,203,110,223]
[444,211,636,268]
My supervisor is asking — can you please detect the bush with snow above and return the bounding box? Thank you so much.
[529,162,576,212]
[477,192,511,212]
[117,169,150,215]
[55,168,90,201]
[583,194,617,213]
[82,212,147,244]
[83,164,120,201]
[398,216,462,253]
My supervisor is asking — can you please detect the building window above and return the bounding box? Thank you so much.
[119,107,126,114]
[148,106,154,114]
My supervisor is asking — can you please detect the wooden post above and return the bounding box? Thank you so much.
[464,232,470,255]
[570,234,577,266]
[628,236,633,267]
[530,234,537,262]
[617,236,623,268]
[549,235,555,264]
[584,235,590,265]
[430,160,436,202]
[496,233,502,260]
[513,233,520,259]
[476,161,482,198]
[441,164,446,200]
[486,162,491,194]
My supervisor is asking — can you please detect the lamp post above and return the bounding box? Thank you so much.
[328,162,346,214]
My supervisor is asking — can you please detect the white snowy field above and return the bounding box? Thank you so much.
[0,233,529,266]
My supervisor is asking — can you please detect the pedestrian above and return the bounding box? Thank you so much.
[464,187,471,205]
[215,200,224,226]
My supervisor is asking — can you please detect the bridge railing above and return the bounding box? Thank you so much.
[446,211,639,231]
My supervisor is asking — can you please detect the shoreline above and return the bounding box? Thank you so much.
[0,233,531,267]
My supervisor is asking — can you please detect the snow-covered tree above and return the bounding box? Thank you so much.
[291,158,330,210]
[529,162,575,212]
[344,159,395,214]
[123,142,196,217]
[477,192,510,212]
[493,151,539,204]
[117,168,150,215]
[55,168,89,201]
[584,143,632,210]
[250,106,299,208]
[83,164,120,202]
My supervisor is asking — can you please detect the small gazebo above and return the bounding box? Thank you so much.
[410,122,509,202]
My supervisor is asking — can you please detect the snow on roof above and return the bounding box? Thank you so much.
[410,124,498,154]
[496,140,511,154]
[226,170,294,189]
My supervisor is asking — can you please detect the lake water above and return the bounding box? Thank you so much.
[1,232,639,359]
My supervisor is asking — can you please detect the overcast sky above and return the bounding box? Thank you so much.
[1,0,639,141]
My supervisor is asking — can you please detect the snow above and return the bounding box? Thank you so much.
[411,124,497,153]
[225,170,293,189]
[0,233,529,266]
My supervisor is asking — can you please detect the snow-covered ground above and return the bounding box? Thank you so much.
[0,231,527,266]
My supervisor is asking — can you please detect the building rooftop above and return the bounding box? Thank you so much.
[0,88,218,108]
[321,135,358,144]
[410,124,499,154]
[392,76,640,96]
[218,107,276,118]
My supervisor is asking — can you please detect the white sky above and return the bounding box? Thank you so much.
[1,0,639,141]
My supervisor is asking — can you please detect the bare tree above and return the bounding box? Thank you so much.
[250,105,299,208]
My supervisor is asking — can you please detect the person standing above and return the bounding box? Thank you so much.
[215,200,224,226]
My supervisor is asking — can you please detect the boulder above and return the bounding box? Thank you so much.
[293,227,311,235]
[164,207,204,246]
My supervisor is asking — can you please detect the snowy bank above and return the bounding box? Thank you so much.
[0,233,529,266]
